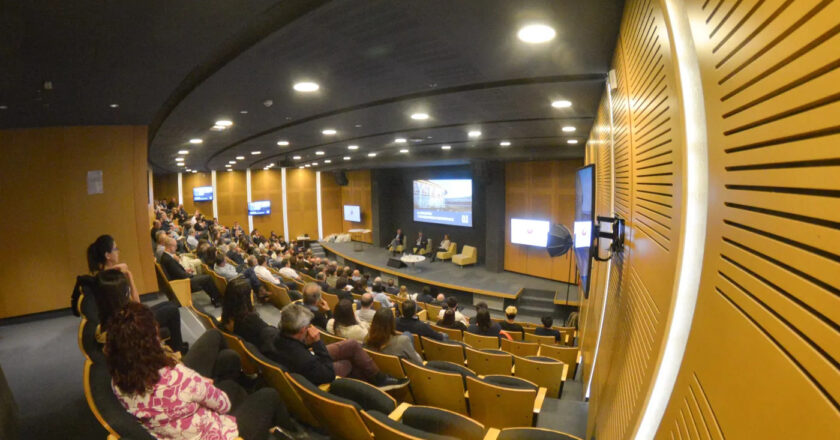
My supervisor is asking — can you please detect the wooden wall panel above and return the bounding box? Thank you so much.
[340,170,373,242]
[320,171,343,236]
[216,170,248,230]
[181,172,212,216]
[153,173,179,203]
[286,168,318,239]
[250,169,285,238]
[504,160,579,283]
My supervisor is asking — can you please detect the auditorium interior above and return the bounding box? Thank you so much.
[0,1,838,439]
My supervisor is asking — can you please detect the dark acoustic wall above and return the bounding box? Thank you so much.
[373,164,500,266]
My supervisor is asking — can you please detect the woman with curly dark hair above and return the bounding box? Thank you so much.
[221,278,276,348]
[106,302,305,440]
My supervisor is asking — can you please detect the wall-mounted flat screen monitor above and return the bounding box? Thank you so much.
[343,205,361,222]
[413,179,473,227]
[574,165,595,297]
[193,186,213,202]
[510,218,550,247]
[248,200,271,216]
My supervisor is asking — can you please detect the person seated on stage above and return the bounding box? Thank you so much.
[396,300,445,341]
[388,228,405,251]
[411,231,428,254]
[159,237,222,306]
[213,250,238,281]
[365,308,423,365]
[499,306,525,339]
[355,293,377,326]
[327,299,369,343]
[535,316,563,343]
[271,303,408,390]
[436,309,467,332]
[385,278,400,295]
[430,234,451,262]
[251,255,281,286]
[467,307,502,338]
[301,283,332,329]
[437,296,469,326]
[371,279,393,308]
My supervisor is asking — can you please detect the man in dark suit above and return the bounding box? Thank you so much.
[159,237,222,306]
[301,283,331,330]
[226,244,246,267]
[388,229,404,251]
[412,232,427,254]
[395,300,445,341]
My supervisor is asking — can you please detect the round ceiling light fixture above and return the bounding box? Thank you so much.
[189,138,203,144]
[517,24,556,44]
[368,152,377,157]
[500,141,511,147]
[468,130,481,138]
[322,129,337,135]
[293,82,320,92]
[567,139,579,144]
[348,145,359,150]
[441,145,452,150]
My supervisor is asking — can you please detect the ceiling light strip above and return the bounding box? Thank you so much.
[281,168,290,240]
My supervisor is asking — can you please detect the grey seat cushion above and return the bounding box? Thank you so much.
[526,356,561,363]
[402,406,484,440]
[365,410,459,440]
[328,378,396,414]
[425,360,477,388]
[289,373,362,411]
[482,375,538,391]
[498,427,580,440]
[89,361,155,440]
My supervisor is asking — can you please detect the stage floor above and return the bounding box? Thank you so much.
[320,241,565,299]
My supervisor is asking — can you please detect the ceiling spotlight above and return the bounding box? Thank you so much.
[315,151,325,156]
[299,166,305,169]
[292,155,302,160]
[175,158,184,162]
[567,139,579,144]
[240,110,248,114]
[277,140,289,146]
[551,100,572,108]
[325,159,332,164]
[395,138,407,143]
[193,170,198,173]
[251,151,261,155]
[348,145,359,150]
[562,126,576,132]
[189,138,203,144]
[441,145,451,150]
[177,163,186,167]
[500,141,511,147]
[227,168,233,172]
[229,160,236,164]
[185,169,192,172]
[178,150,189,155]
[517,24,556,44]
[293,82,320,92]
[236,156,245,160]
[410,113,429,120]
[355,124,362,128]
[399,149,409,153]
[312,162,319,166]
[211,125,225,131]
[322,129,337,135]
[215,120,233,127]
[368,152,377,157]
[305,164,311,168]
[110,103,119,108]
[343,156,351,161]
[0,105,7,110]
[468,131,481,138]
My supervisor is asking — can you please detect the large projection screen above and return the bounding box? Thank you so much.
[413,179,473,227]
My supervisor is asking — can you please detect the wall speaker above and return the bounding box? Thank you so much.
[334,170,349,186]
[386,257,407,268]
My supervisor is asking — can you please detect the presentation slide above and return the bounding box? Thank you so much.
[413,179,473,227]
[193,186,213,202]
[344,205,361,222]
[510,218,550,247]
[248,200,271,216]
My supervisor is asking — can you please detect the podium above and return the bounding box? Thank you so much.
[348,229,372,244]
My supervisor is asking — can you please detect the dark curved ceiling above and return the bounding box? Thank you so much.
[0,1,624,173]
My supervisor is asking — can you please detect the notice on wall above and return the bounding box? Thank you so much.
[87,170,103,195]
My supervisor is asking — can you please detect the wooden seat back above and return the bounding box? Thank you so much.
[512,355,567,398]
[401,359,468,415]
[463,332,499,350]
[464,346,512,376]
[500,339,539,358]
[537,345,580,379]
[430,323,463,341]
[286,373,371,440]
[421,337,465,365]
[465,376,536,430]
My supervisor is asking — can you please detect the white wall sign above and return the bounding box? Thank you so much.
[87,170,103,195]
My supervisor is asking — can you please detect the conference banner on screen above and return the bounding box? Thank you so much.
[413,179,473,227]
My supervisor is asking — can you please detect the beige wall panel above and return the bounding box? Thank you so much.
[181,172,212,216]
[216,170,248,230]
[286,168,318,239]
[153,173,179,202]
[320,172,343,236]
[250,169,286,238]
[339,170,373,241]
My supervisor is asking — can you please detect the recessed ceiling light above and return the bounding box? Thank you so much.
[215,120,233,127]
[355,124,362,128]
[395,138,407,143]
[178,150,189,155]
[299,166,305,169]
[348,145,359,150]
[562,126,576,132]
[441,145,451,150]
[277,140,289,146]
[305,164,311,168]
[227,169,233,172]
[235,156,245,160]
[399,149,409,153]
[240,110,248,114]
[211,125,225,131]
[293,82,320,92]
[0,105,7,110]
[343,156,351,161]
[368,152,377,157]
[312,162,319,166]
[251,151,261,155]
[567,139,579,144]
[177,163,186,167]
[110,103,119,108]
[292,155,301,160]
[468,131,481,138]
[500,141,511,147]
[315,151,325,156]
[229,160,236,164]
[551,100,572,108]
[175,158,184,163]
[189,138,203,144]
[410,113,429,120]
[324,159,332,163]
[322,129,337,135]
[517,24,556,44]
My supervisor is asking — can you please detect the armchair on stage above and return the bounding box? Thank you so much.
[436,242,457,261]
[452,245,477,267]
[389,236,406,254]
[416,239,433,256]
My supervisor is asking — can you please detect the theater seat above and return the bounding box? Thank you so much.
[452,245,477,267]
[436,242,457,261]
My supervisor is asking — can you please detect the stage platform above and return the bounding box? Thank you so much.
[319,241,568,309]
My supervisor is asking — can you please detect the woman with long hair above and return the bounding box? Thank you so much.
[105,302,303,440]
[364,308,422,364]
[436,309,467,332]
[87,235,185,352]
[221,278,275,348]
[466,307,501,338]
[326,299,368,342]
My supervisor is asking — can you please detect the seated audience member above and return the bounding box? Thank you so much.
[325,265,338,287]
[388,228,405,251]
[105,302,303,440]
[386,279,400,295]
[438,296,469,326]
[159,237,222,306]
[467,308,502,338]
[365,308,423,365]
[301,283,332,329]
[185,227,199,251]
[252,255,282,286]
[397,285,411,300]
[396,300,445,341]
[270,303,407,390]
[214,251,238,281]
[327,299,369,342]
[436,309,467,332]
[371,279,393,308]
[86,237,185,353]
[279,259,301,281]
[535,316,563,343]
[226,244,246,266]
[150,220,161,248]
[220,278,273,348]
[314,272,331,293]
[431,293,447,306]
[411,231,427,254]
[415,286,434,304]
[355,293,376,326]
[430,234,451,262]
[499,306,525,339]
[154,230,168,261]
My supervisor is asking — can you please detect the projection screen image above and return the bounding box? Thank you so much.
[413,179,473,227]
